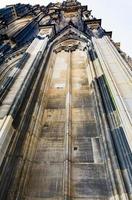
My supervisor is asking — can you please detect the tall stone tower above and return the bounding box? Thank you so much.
[0,0,132,200]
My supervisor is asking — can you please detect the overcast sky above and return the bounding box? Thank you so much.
[0,0,132,56]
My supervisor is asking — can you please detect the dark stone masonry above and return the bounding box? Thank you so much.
[0,1,132,200]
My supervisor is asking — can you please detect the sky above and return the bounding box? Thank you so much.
[0,0,132,57]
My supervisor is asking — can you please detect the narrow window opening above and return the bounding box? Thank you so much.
[74,147,78,151]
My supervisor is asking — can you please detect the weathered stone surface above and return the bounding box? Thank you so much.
[0,1,132,200]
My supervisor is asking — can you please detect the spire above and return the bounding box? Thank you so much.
[66,0,77,2]
[62,0,81,7]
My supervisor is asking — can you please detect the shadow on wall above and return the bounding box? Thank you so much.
[95,74,132,194]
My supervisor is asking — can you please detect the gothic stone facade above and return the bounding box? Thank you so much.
[0,1,132,200]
